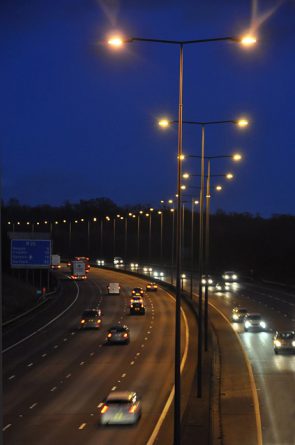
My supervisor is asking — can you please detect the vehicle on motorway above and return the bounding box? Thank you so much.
[80,309,102,329]
[71,260,87,280]
[130,262,139,269]
[201,275,214,286]
[215,282,230,292]
[96,259,105,266]
[232,307,248,322]
[74,256,90,272]
[146,282,158,291]
[131,287,144,296]
[108,283,120,295]
[130,298,145,315]
[100,391,141,425]
[106,325,130,344]
[51,254,61,269]
[222,271,238,282]
[244,313,267,332]
[114,256,124,266]
[273,331,295,354]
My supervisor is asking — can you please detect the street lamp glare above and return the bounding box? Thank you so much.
[194,200,199,205]
[240,35,257,46]
[108,36,124,48]
[215,185,223,191]
[178,154,185,161]
[168,199,173,204]
[226,173,234,180]
[182,173,190,179]
[233,153,242,161]
[181,185,186,190]
[158,119,170,128]
[237,119,249,127]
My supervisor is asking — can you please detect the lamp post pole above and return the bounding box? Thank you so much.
[204,160,211,352]
[113,219,116,258]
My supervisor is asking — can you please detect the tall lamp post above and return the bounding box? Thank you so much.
[108,32,256,444]
[158,211,164,263]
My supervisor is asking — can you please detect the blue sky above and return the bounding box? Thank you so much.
[1,0,295,216]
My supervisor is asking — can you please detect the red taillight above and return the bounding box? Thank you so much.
[81,319,85,324]
[129,405,137,414]
[107,333,112,338]
[123,333,128,338]
[101,405,109,414]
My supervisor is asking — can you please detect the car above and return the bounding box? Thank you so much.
[114,257,124,266]
[273,331,295,354]
[232,306,248,322]
[131,287,144,296]
[201,275,214,286]
[222,271,238,282]
[108,283,120,295]
[130,299,145,315]
[96,259,105,266]
[244,313,267,332]
[100,391,141,425]
[146,282,158,291]
[80,309,102,329]
[106,325,130,344]
[215,282,231,292]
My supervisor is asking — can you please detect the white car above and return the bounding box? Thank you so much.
[201,275,214,286]
[114,257,124,266]
[107,283,120,295]
[244,313,266,332]
[100,391,141,425]
[96,259,105,266]
[222,271,238,282]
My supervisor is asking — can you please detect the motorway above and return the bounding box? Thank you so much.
[208,280,295,445]
[3,267,197,445]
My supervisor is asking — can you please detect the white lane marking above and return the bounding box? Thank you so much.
[50,386,57,392]
[71,332,75,335]
[146,293,189,445]
[130,361,135,365]
[80,362,85,366]
[136,352,140,356]
[54,345,59,349]
[63,338,68,341]
[30,403,38,409]
[27,362,34,367]
[2,424,12,431]
[97,403,103,408]
[2,282,80,354]
[111,386,117,391]
[141,344,145,348]
[42,353,47,358]
[8,375,15,380]
[145,337,148,340]
[90,352,94,356]
[66,373,71,379]
[79,423,86,430]
[121,373,126,378]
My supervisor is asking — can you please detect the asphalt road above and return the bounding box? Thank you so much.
[3,267,196,445]
[207,280,295,445]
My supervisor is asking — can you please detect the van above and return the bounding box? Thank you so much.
[108,283,120,295]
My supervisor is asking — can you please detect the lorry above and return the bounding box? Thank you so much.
[71,260,87,280]
[51,254,61,269]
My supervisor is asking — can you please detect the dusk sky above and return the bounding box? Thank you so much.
[1,0,295,216]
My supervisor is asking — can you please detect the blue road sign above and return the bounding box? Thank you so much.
[11,239,51,268]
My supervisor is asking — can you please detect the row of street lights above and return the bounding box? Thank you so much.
[106,32,256,444]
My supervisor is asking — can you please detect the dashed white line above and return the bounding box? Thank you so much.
[111,386,117,391]
[89,352,95,356]
[27,362,34,367]
[53,345,59,349]
[121,373,126,378]
[42,353,47,358]
[80,362,85,366]
[50,386,57,392]
[30,403,38,409]
[8,375,15,380]
[66,373,71,379]
[79,423,87,430]
[97,403,103,408]
[3,424,12,432]
[130,361,135,365]
[63,338,68,342]
[136,352,141,356]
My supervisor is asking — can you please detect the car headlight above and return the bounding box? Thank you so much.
[232,274,237,280]
[274,340,281,347]
[292,341,295,347]
[233,314,239,320]
[208,279,213,284]
[224,275,229,280]
[260,321,266,328]
[202,279,206,284]
[216,285,221,290]
[245,321,250,328]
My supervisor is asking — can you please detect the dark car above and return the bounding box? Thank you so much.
[232,307,248,322]
[146,282,158,292]
[106,325,130,344]
[131,287,144,296]
[130,299,145,315]
[80,309,102,329]
[273,331,295,354]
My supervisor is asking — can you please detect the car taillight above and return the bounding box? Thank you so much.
[123,333,128,338]
[81,319,85,324]
[129,405,137,414]
[101,405,109,414]
[107,333,112,338]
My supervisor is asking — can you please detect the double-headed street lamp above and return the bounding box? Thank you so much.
[108,32,256,443]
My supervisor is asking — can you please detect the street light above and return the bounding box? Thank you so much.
[107,32,256,442]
